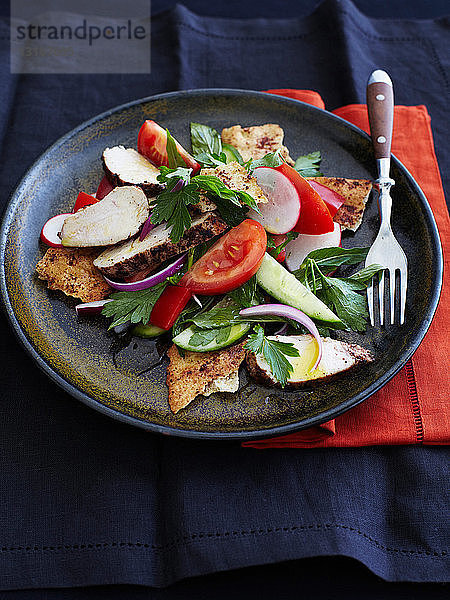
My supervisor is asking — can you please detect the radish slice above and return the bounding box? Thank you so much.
[307,181,345,217]
[285,222,341,271]
[75,299,112,316]
[96,176,114,200]
[239,303,322,370]
[103,254,187,291]
[247,167,300,234]
[40,213,72,248]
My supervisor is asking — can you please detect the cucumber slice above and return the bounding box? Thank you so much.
[173,322,250,352]
[222,143,244,165]
[132,323,166,339]
[256,253,343,325]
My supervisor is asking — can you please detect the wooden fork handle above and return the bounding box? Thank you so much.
[367,70,394,160]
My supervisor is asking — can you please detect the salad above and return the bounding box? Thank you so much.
[36,119,380,413]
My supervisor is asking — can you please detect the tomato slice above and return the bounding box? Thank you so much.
[276,164,334,235]
[137,120,200,173]
[73,191,99,212]
[181,219,267,295]
[150,285,192,330]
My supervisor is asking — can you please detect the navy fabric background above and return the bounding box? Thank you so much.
[0,0,448,596]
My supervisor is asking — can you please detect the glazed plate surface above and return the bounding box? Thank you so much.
[0,89,443,439]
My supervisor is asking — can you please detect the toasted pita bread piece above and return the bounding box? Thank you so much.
[221,124,295,165]
[308,177,372,232]
[36,247,111,303]
[201,161,268,206]
[246,334,373,389]
[166,342,246,413]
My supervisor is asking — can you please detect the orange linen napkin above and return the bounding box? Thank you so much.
[243,89,449,448]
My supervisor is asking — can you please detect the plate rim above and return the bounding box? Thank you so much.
[0,88,444,440]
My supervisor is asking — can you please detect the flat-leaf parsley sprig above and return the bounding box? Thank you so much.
[245,324,300,387]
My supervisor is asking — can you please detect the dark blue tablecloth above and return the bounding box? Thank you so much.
[0,0,449,592]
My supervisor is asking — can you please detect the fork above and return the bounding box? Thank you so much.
[365,69,408,325]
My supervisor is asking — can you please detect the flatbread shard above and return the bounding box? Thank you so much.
[166,342,246,413]
[35,247,111,302]
[200,161,268,206]
[308,177,372,232]
[221,124,295,165]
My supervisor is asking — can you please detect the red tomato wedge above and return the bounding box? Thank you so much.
[269,234,288,263]
[73,191,98,212]
[307,180,345,217]
[150,285,192,331]
[276,164,334,235]
[181,219,267,295]
[96,176,114,200]
[137,120,200,173]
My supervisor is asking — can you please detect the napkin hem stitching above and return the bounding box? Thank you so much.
[405,360,424,444]
[1,524,447,557]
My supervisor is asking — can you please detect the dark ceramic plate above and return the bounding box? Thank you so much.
[0,89,443,440]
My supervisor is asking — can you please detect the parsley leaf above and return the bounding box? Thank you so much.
[101,283,167,329]
[294,151,323,177]
[166,130,186,168]
[150,183,200,243]
[189,298,242,330]
[245,325,299,387]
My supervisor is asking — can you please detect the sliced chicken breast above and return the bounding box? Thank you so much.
[102,146,164,197]
[61,186,149,247]
[93,212,227,280]
[246,334,373,388]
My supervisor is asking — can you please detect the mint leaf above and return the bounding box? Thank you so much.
[266,231,299,259]
[188,325,232,348]
[245,325,299,387]
[294,247,370,282]
[189,298,242,330]
[190,122,222,157]
[228,276,263,308]
[294,151,323,177]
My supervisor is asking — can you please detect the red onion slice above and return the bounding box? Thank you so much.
[103,254,187,292]
[239,303,322,370]
[75,299,112,316]
[139,212,155,241]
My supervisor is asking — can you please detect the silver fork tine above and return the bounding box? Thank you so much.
[390,269,396,324]
[399,266,407,325]
[367,283,375,325]
[378,271,385,325]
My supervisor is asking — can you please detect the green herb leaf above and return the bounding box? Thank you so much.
[266,231,299,259]
[228,276,263,308]
[189,298,242,330]
[188,325,232,348]
[222,143,245,165]
[157,166,192,184]
[101,283,167,329]
[192,175,259,211]
[150,183,200,243]
[166,130,186,169]
[294,151,323,177]
[247,150,284,172]
[190,122,223,157]
[294,246,370,282]
[295,258,383,331]
[245,325,299,387]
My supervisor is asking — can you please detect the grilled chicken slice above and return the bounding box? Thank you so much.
[93,212,227,280]
[102,146,164,197]
[221,124,295,165]
[246,334,373,388]
[61,186,149,247]
[307,177,372,232]
[166,342,246,413]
